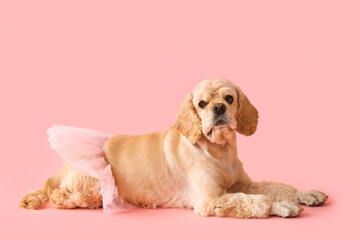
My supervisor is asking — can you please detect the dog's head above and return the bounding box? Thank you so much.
[175,78,258,145]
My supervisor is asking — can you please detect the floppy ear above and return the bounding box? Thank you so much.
[235,87,259,136]
[175,93,202,144]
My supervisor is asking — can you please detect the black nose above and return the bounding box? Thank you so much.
[212,103,226,115]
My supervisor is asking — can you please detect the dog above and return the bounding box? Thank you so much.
[19,78,328,218]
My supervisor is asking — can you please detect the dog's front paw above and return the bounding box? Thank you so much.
[295,190,328,207]
[212,193,270,219]
[246,194,271,218]
[197,193,271,219]
[271,201,303,218]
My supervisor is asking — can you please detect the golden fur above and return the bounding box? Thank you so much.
[20,78,328,218]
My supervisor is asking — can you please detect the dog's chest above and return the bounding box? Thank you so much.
[197,141,240,188]
[213,155,239,188]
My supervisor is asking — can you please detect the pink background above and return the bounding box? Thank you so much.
[1,0,359,239]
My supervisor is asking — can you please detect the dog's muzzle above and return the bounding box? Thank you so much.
[207,116,230,137]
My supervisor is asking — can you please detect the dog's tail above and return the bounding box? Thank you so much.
[19,174,61,209]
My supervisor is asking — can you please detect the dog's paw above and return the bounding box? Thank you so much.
[247,194,271,218]
[271,201,303,218]
[295,190,328,207]
[19,191,46,209]
[211,193,271,219]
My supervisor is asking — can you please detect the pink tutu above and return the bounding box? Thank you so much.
[47,125,134,214]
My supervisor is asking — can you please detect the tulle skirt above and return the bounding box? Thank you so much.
[47,125,134,214]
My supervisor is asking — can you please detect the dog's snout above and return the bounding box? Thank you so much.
[212,103,226,115]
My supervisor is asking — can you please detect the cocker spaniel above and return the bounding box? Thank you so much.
[20,78,328,218]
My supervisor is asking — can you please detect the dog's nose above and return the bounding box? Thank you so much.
[212,103,226,115]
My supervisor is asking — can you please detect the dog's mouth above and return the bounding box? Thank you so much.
[206,119,229,137]
[207,125,229,137]
[214,119,227,126]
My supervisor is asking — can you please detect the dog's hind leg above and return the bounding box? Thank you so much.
[49,166,102,209]
[20,164,102,210]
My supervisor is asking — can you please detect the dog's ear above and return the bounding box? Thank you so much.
[235,87,259,136]
[175,93,202,144]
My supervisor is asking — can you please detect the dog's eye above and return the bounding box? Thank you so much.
[225,95,234,104]
[198,100,208,109]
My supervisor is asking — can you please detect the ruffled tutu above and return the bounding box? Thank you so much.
[47,125,134,214]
